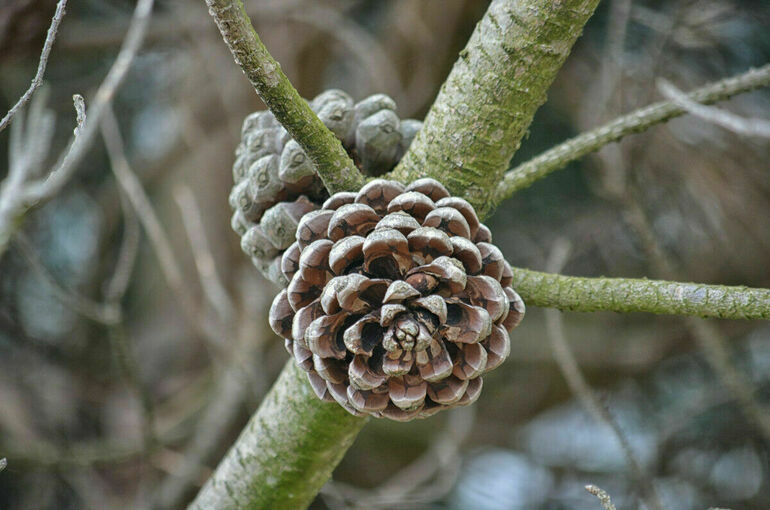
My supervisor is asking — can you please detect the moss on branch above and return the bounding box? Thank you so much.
[204,0,364,194]
[189,362,367,510]
[512,267,770,319]
[494,64,770,202]
[388,0,600,216]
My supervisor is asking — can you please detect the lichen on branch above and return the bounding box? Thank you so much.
[494,64,770,203]
[189,361,367,510]
[388,0,601,217]
[512,267,770,320]
[204,0,364,194]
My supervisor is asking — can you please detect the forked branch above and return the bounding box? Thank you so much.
[204,0,364,194]
[494,63,770,203]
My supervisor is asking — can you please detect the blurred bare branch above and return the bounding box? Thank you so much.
[658,78,770,138]
[0,0,154,258]
[100,105,224,351]
[495,64,770,202]
[545,239,664,510]
[173,185,235,325]
[0,0,67,133]
[322,407,476,510]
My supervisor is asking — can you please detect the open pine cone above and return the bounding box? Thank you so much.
[269,178,525,421]
[230,90,422,285]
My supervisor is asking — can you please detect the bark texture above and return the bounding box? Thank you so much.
[189,361,367,510]
[388,0,600,216]
[512,268,770,320]
[205,0,365,194]
[494,64,770,201]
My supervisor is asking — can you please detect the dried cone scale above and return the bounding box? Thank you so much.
[231,90,423,285]
[269,178,525,421]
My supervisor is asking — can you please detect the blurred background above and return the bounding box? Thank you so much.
[1,0,769,509]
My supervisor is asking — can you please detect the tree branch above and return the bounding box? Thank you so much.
[388,0,601,216]
[188,361,367,510]
[511,267,770,319]
[494,63,770,203]
[0,0,154,259]
[0,0,68,133]
[658,78,770,138]
[194,1,604,508]
[203,0,364,194]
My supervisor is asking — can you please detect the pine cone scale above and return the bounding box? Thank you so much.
[269,178,526,420]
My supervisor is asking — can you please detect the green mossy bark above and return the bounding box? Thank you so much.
[494,64,770,202]
[388,0,600,216]
[512,268,770,320]
[189,361,367,510]
[205,0,364,194]
[193,1,605,508]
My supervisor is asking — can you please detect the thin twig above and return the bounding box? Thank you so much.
[688,319,770,440]
[0,0,68,133]
[173,185,235,324]
[585,485,618,510]
[100,106,222,348]
[105,188,141,302]
[494,64,770,203]
[0,0,155,259]
[323,407,476,510]
[153,366,249,510]
[544,240,664,510]
[22,0,154,204]
[658,79,770,138]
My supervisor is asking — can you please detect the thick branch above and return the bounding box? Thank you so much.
[388,0,600,216]
[495,64,770,202]
[188,361,367,510]
[204,0,363,194]
[512,267,770,319]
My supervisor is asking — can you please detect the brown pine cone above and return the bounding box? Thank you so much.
[232,90,423,285]
[269,178,525,420]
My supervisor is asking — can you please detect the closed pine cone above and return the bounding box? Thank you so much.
[269,178,525,421]
[231,90,422,285]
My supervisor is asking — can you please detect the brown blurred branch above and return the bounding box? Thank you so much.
[100,106,225,351]
[545,240,664,510]
[173,185,235,325]
[495,63,770,203]
[658,78,770,138]
[0,0,67,133]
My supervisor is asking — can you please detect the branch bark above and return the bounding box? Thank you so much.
[494,63,770,202]
[204,0,364,195]
[387,0,600,216]
[189,361,367,510]
[0,0,68,133]
[194,0,602,507]
[511,267,770,320]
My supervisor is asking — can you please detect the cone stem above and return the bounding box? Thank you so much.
[204,0,364,195]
